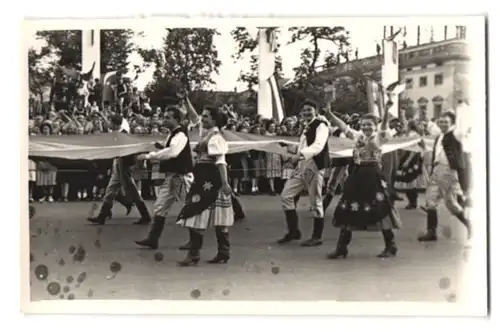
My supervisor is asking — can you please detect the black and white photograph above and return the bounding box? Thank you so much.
[22,16,487,315]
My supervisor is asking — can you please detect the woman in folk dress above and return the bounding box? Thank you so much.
[325,101,402,259]
[264,121,282,195]
[176,106,233,267]
[393,120,429,209]
[36,122,57,203]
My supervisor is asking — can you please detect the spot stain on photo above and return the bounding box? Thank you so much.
[47,282,61,296]
[438,277,451,290]
[34,264,49,281]
[441,226,452,240]
[154,252,164,262]
[73,245,86,263]
[77,271,87,284]
[271,266,280,275]
[190,289,201,299]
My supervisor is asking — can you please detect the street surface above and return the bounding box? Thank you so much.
[28,195,470,302]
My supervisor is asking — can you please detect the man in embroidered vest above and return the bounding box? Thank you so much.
[278,99,330,247]
[418,111,472,242]
[88,115,151,225]
[134,106,194,249]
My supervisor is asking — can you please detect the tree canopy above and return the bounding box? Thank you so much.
[138,28,222,108]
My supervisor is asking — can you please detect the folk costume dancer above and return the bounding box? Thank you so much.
[325,98,402,259]
[87,115,151,225]
[176,106,234,266]
[418,111,472,242]
[393,121,428,209]
[134,106,194,249]
[183,94,246,228]
[278,99,330,247]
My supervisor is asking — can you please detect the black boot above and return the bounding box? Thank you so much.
[277,210,302,244]
[455,211,472,240]
[327,229,351,259]
[418,209,438,241]
[207,226,230,264]
[134,215,165,249]
[133,200,152,225]
[300,217,324,247]
[323,194,334,211]
[115,194,133,215]
[87,202,112,225]
[404,191,417,209]
[178,229,202,267]
[377,229,398,258]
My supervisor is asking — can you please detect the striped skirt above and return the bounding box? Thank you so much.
[265,152,282,178]
[36,170,57,186]
[177,163,234,229]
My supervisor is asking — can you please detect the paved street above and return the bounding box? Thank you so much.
[28,194,470,302]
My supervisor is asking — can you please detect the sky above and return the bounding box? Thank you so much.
[29,24,451,92]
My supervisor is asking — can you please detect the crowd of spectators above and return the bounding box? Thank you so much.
[28,74,441,204]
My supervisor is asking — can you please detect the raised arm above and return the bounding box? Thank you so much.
[323,102,348,132]
[183,96,201,126]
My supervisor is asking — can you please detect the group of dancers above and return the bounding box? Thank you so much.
[84,89,473,266]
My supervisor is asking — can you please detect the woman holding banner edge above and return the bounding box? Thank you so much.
[323,83,403,259]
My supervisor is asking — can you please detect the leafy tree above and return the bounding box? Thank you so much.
[36,30,82,69]
[28,47,54,103]
[287,26,351,90]
[100,29,135,74]
[230,27,283,90]
[139,28,222,107]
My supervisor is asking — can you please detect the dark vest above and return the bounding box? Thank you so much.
[159,127,194,175]
[304,118,330,170]
[431,130,464,172]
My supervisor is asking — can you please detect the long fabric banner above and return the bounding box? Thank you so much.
[29,131,431,161]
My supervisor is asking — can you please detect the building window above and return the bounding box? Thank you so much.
[434,73,444,86]
[419,105,428,114]
[434,104,443,118]
[419,76,428,87]
[405,78,414,89]
[407,68,412,72]
[421,65,427,69]
[436,61,443,67]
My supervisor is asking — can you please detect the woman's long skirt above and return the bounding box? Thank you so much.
[333,162,401,231]
[394,152,429,191]
[177,163,234,229]
[265,152,282,179]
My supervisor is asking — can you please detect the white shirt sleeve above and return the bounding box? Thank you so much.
[147,132,188,160]
[207,134,229,165]
[299,122,329,160]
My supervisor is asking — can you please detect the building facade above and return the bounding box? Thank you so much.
[314,38,469,119]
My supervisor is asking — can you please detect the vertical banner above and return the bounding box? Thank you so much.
[258,28,276,119]
[365,79,380,118]
[382,39,399,118]
[82,29,101,80]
